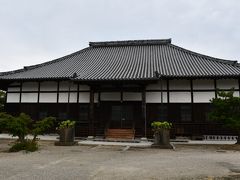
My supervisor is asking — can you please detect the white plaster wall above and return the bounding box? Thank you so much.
[69,93,78,103]
[146,80,167,90]
[169,92,191,103]
[39,93,57,103]
[40,81,57,91]
[22,82,38,91]
[58,93,68,103]
[7,93,20,103]
[59,81,69,91]
[193,92,215,103]
[217,79,238,89]
[21,93,38,103]
[59,92,78,103]
[123,92,141,101]
[7,87,20,92]
[79,92,90,103]
[146,92,167,103]
[79,85,90,91]
[9,82,20,86]
[193,80,214,90]
[169,80,190,90]
[59,81,80,91]
[101,92,121,101]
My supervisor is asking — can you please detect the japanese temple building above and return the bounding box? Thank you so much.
[0,39,240,138]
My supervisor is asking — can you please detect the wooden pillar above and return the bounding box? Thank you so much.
[36,81,41,120]
[214,79,217,98]
[190,79,194,122]
[142,86,147,137]
[89,88,95,136]
[238,79,240,97]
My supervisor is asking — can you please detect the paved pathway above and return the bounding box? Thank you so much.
[0,133,237,146]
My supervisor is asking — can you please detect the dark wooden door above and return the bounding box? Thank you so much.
[110,105,133,129]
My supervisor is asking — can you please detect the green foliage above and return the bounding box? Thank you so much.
[58,120,76,129]
[151,121,172,133]
[0,90,6,112]
[0,112,55,151]
[9,140,38,152]
[32,117,56,141]
[0,113,31,142]
[209,89,240,131]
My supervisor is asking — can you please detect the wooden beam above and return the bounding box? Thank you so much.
[214,79,217,98]
[142,86,147,137]
[167,79,170,103]
[56,81,60,103]
[19,81,22,104]
[190,79,194,122]
[89,88,95,136]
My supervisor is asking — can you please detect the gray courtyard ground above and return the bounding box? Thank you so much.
[1,139,240,180]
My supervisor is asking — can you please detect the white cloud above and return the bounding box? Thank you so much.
[0,0,239,72]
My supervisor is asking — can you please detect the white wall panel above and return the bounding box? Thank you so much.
[7,87,20,92]
[21,93,38,103]
[59,93,78,103]
[59,81,78,91]
[123,92,141,101]
[7,93,20,103]
[193,80,214,90]
[169,92,191,103]
[217,79,238,89]
[101,92,121,101]
[79,85,90,91]
[59,93,68,103]
[40,81,57,91]
[22,82,38,91]
[146,92,167,103]
[193,92,215,103]
[39,93,57,103]
[79,92,90,103]
[59,81,69,91]
[169,80,190,90]
[146,80,167,90]
[69,93,77,102]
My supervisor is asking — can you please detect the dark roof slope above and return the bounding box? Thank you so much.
[0,39,240,81]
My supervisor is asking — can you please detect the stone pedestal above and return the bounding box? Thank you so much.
[55,127,75,146]
[152,129,173,149]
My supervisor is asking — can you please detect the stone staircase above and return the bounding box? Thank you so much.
[105,129,135,140]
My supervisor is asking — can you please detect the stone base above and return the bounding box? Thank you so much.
[54,141,77,146]
[140,137,148,142]
[151,144,173,149]
[87,136,94,140]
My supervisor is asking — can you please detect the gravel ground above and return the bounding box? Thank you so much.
[1,139,240,180]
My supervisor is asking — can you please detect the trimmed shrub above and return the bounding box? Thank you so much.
[9,140,38,152]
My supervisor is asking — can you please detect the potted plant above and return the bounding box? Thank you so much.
[55,120,76,146]
[151,121,172,148]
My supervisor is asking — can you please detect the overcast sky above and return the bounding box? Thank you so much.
[0,0,239,72]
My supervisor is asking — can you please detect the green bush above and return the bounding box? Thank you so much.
[151,121,172,133]
[9,140,38,152]
[58,120,76,129]
[0,112,55,152]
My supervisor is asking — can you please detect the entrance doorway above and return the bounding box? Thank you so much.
[110,105,133,129]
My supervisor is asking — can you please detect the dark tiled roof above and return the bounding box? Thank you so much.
[0,39,240,81]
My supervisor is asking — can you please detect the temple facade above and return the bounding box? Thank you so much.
[0,39,240,138]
